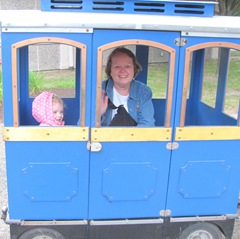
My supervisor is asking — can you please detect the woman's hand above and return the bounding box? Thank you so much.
[101,90,109,116]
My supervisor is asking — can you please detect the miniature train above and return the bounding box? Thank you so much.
[0,0,240,238]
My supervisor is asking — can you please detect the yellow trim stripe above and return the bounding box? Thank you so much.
[91,128,172,142]
[2,127,89,141]
[175,126,240,141]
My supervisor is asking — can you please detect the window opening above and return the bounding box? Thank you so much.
[12,37,86,127]
[147,47,168,99]
[224,49,240,119]
[183,46,240,127]
[96,41,175,127]
[201,47,218,108]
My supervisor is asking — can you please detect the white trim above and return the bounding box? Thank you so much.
[170,215,237,223]
[181,31,240,38]
[90,218,164,226]
[2,27,92,33]
[1,11,240,35]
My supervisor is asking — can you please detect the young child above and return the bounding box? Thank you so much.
[32,91,65,126]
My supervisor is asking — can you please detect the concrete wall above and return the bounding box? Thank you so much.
[0,0,40,10]
[0,0,41,66]
[0,0,72,71]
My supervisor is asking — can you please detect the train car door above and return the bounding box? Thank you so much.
[166,35,240,218]
[88,29,180,221]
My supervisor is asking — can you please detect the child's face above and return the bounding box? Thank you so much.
[52,102,64,123]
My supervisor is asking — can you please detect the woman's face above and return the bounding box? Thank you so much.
[110,52,134,89]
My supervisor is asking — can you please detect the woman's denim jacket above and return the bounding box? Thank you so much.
[101,78,155,127]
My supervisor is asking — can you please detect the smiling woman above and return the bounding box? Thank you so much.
[101,47,155,127]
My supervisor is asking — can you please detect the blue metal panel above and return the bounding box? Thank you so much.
[41,0,215,17]
[187,49,205,125]
[153,99,166,126]
[5,141,89,220]
[89,142,171,219]
[198,103,237,126]
[178,161,230,198]
[1,34,15,126]
[103,162,158,202]
[22,162,78,202]
[136,45,149,85]
[166,140,240,216]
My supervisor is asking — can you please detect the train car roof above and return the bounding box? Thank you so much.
[0,10,240,37]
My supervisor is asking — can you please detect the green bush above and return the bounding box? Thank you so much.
[29,71,45,95]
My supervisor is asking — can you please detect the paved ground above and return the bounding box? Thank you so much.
[0,122,10,238]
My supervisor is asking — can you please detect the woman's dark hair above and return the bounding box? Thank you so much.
[105,47,142,78]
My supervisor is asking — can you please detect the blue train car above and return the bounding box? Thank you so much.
[0,0,240,238]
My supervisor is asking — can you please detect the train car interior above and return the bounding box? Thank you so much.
[11,39,85,127]
[13,42,240,128]
[183,46,240,127]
